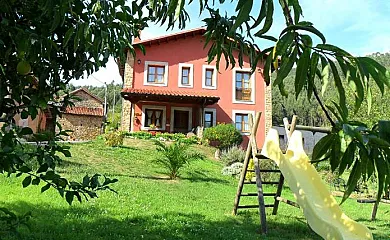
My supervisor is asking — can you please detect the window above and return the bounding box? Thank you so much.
[141,105,166,130]
[232,68,255,104]
[205,69,214,86]
[203,108,216,128]
[202,65,217,89]
[181,67,190,85]
[144,61,168,86]
[204,111,214,128]
[147,65,165,83]
[232,110,254,135]
[145,109,163,128]
[235,71,252,101]
[178,63,194,88]
[235,113,249,132]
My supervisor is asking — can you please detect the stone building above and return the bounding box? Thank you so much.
[57,88,104,140]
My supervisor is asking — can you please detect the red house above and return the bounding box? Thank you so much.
[120,28,272,147]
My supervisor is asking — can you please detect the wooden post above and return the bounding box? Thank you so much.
[249,112,268,234]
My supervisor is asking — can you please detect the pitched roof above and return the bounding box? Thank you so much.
[133,27,206,46]
[63,106,104,116]
[121,88,220,105]
[68,88,104,104]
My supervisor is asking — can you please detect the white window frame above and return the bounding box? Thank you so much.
[202,65,217,89]
[203,108,217,128]
[178,63,194,88]
[232,110,255,135]
[143,61,169,86]
[141,105,167,130]
[170,106,193,133]
[232,68,255,104]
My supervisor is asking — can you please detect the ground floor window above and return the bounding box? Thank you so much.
[235,113,249,132]
[203,108,216,128]
[145,109,163,128]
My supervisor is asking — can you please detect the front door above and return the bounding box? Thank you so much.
[173,110,189,133]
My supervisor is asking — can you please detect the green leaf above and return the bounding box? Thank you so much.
[65,191,74,205]
[308,52,319,99]
[274,47,297,86]
[367,86,372,114]
[251,0,267,29]
[22,176,32,188]
[50,11,61,32]
[263,52,273,86]
[32,177,40,185]
[63,27,74,46]
[339,141,356,175]
[295,48,311,98]
[341,160,361,204]
[328,59,348,117]
[280,24,326,43]
[254,0,273,36]
[374,154,387,203]
[232,0,253,31]
[20,127,33,135]
[37,163,49,173]
[312,134,334,161]
[330,135,341,172]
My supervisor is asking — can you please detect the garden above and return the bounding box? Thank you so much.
[1,129,389,239]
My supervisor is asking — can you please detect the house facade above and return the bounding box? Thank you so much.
[120,28,272,147]
[57,88,104,140]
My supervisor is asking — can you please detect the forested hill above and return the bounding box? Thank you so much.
[272,52,390,127]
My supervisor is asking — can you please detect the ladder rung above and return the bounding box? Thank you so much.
[237,204,275,209]
[240,193,276,197]
[259,169,281,173]
[246,169,281,173]
[262,181,280,184]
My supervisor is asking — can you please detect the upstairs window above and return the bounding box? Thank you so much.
[235,71,252,101]
[144,61,168,86]
[178,63,194,88]
[202,65,217,89]
[233,68,255,104]
[147,65,165,83]
[181,67,190,85]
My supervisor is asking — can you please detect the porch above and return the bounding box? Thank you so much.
[121,88,220,133]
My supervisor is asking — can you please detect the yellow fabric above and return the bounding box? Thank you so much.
[261,129,373,240]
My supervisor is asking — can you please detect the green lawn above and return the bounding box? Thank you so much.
[1,139,389,239]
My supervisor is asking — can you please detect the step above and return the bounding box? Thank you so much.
[240,193,277,197]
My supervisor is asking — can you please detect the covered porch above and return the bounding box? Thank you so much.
[121,88,220,133]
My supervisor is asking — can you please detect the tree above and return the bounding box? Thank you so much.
[192,0,390,204]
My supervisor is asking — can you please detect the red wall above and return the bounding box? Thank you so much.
[131,34,266,147]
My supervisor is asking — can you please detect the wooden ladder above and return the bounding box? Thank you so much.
[232,113,297,234]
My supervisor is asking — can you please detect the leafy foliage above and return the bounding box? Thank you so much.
[220,145,246,166]
[203,124,243,150]
[104,131,125,147]
[154,141,204,179]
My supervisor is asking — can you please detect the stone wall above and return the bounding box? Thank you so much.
[264,83,272,135]
[58,114,103,140]
[120,51,134,131]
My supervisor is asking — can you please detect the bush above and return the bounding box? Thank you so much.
[104,131,124,147]
[124,131,153,139]
[220,145,246,166]
[221,162,243,178]
[203,123,242,150]
[155,140,204,179]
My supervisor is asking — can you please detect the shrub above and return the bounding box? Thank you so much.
[124,131,153,139]
[154,140,204,179]
[203,123,242,150]
[220,145,246,166]
[104,131,124,147]
[221,162,243,178]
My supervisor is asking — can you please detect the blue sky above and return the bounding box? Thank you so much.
[71,0,390,86]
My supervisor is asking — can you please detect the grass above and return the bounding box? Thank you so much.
[1,138,389,239]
